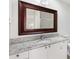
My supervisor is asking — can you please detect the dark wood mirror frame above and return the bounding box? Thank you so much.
[18,1,58,35]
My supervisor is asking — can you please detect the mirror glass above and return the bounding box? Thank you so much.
[26,8,54,29]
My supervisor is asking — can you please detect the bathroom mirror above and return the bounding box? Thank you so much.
[19,1,57,35]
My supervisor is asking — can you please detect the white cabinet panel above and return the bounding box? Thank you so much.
[29,47,47,59]
[47,41,67,59]
[10,51,28,59]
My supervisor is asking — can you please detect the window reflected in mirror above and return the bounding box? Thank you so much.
[26,8,54,29]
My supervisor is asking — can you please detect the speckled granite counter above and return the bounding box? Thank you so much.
[9,34,69,55]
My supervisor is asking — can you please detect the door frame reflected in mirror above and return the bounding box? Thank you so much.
[18,1,58,35]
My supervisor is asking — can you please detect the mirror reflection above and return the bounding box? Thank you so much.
[26,8,54,29]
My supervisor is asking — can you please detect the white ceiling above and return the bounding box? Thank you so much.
[60,0,70,4]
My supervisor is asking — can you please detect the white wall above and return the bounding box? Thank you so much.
[9,0,70,39]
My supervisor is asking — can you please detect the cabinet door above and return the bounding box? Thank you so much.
[9,51,28,59]
[47,41,67,59]
[29,47,48,59]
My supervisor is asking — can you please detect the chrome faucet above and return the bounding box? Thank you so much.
[40,35,48,40]
[40,35,45,40]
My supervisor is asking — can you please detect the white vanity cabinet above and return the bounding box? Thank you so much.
[10,51,28,59]
[29,41,67,59]
[10,40,67,59]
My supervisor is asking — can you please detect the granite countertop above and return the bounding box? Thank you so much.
[9,34,69,55]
